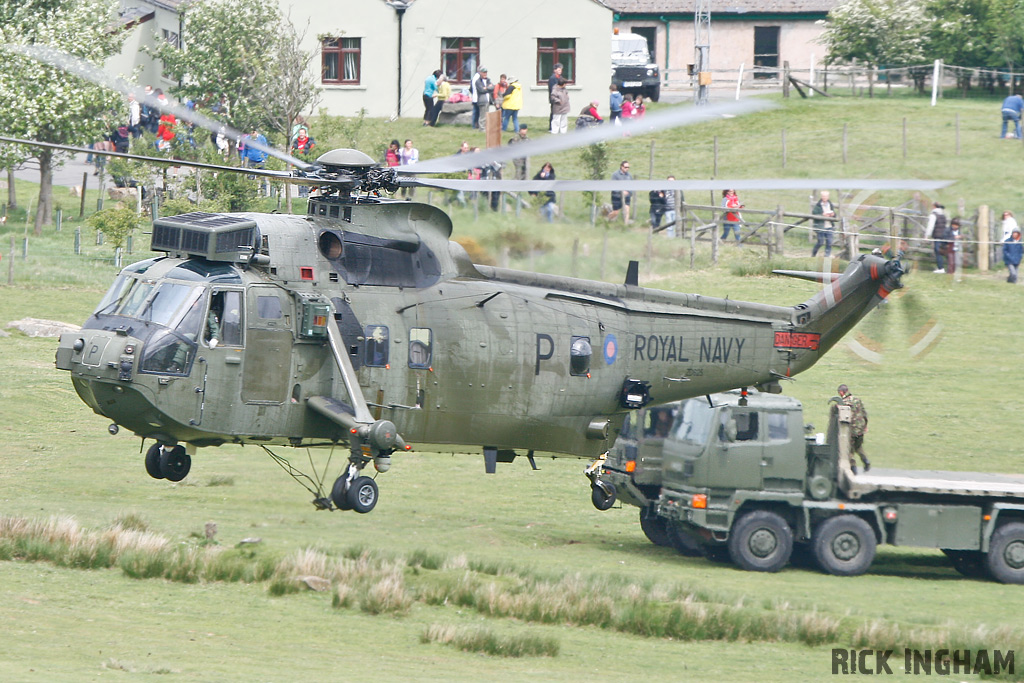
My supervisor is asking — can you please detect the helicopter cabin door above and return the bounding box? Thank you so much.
[242,285,294,404]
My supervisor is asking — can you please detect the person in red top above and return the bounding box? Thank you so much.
[384,139,401,167]
[155,112,175,151]
[292,127,315,156]
[621,97,634,119]
[721,189,744,242]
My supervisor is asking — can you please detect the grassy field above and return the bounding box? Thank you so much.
[2,93,1024,681]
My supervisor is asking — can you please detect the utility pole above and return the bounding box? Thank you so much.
[694,0,711,105]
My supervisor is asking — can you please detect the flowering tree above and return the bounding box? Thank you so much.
[0,0,126,233]
[820,0,931,70]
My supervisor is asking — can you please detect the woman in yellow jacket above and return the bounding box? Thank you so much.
[501,78,523,132]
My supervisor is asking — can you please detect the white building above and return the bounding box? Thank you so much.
[113,0,615,119]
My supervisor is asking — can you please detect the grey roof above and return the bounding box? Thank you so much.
[608,0,840,13]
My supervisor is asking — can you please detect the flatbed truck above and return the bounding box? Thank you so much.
[595,390,1024,583]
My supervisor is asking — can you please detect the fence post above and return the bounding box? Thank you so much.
[775,204,785,258]
[126,234,133,255]
[571,237,578,278]
[79,172,88,218]
[888,208,898,255]
[689,208,696,270]
[977,205,990,272]
[74,227,81,255]
[22,237,27,260]
[783,61,790,98]
[115,247,123,268]
[55,208,62,232]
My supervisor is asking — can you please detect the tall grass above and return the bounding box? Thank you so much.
[421,623,560,658]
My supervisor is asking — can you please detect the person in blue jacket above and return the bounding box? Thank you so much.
[1004,229,1022,283]
[1001,93,1024,139]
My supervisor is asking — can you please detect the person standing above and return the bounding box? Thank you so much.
[1001,210,1019,241]
[609,84,623,123]
[721,189,743,243]
[1001,93,1024,139]
[399,139,418,198]
[610,160,634,225]
[1004,229,1022,283]
[547,62,563,130]
[508,124,529,180]
[430,74,450,126]
[837,384,870,473]
[292,127,316,197]
[423,70,440,126]
[470,66,493,130]
[663,177,680,238]
[126,93,141,139]
[947,217,963,276]
[500,77,522,132]
[549,78,570,134]
[493,74,508,113]
[811,190,837,257]
[384,139,401,167]
[926,202,949,273]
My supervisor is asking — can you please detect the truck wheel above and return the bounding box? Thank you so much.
[648,84,661,102]
[639,507,672,547]
[986,522,1024,584]
[942,549,989,579]
[813,515,876,577]
[728,510,793,572]
[666,520,704,557]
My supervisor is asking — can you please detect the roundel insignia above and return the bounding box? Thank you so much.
[603,334,617,365]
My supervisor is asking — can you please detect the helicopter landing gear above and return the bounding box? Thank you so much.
[330,464,379,514]
[584,453,617,510]
[145,443,191,481]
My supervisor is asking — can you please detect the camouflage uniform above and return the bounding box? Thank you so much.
[841,392,870,470]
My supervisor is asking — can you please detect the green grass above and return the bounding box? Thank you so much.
[3,96,1024,680]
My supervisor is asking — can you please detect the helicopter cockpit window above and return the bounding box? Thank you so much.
[364,325,389,367]
[408,328,432,368]
[644,406,676,439]
[140,328,197,376]
[671,399,715,445]
[257,295,283,319]
[569,336,592,376]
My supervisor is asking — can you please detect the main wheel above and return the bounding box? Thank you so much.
[331,476,352,511]
[942,549,989,578]
[639,506,672,547]
[145,444,164,480]
[813,515,876,577]
[648,84,661,102]
[591,482,616,511]
[346,476,378,514]
[728,510,793,572]
[158,445,191,482]
[987,522,1024,584]
[666,520,704,557]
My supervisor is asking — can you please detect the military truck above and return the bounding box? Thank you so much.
[596,390,1024,583]
[611,31,661,102]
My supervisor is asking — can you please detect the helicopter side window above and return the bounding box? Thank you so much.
[408,327,432,368]
[208,290,243,347]
[257,295,283,319]
[364,325,389,367]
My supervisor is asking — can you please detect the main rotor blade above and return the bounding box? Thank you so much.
[409,177,954,193]
[0,135,346,184]
[4,44,315,172]
[406,99,774,175]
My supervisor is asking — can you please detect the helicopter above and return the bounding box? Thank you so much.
[6,47,951,515]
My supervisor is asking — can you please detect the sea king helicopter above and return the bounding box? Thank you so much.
[6,47,950,514]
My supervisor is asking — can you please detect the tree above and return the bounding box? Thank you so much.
[820,0,931,71]
[0,0,126,234]
[150,0,284,133]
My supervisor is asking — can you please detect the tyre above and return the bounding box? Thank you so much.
[591,482,616,511]
[639,506,672,547]
[986,522,1024,584]
[648,84,661,102]
[666,520,704,557]
[158,445,191,482]
[728,510,793,572]
[942,549,989,579]
[331,476,352,511]
[346,476,378,514]
[145,443,164,480]
[813,515,876,577]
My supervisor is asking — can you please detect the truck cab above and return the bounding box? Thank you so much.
[611,32,661,102]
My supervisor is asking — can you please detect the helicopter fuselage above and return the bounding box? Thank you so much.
[55,197,899,463]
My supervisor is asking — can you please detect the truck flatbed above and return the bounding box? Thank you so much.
[847,468,1024,498]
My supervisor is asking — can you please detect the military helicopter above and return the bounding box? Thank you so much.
[6,47,951,514]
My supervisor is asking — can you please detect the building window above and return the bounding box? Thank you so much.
[537,39,576,84]
[441,37,479,84]
[162,29,179,49]
[322,37,361,84]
